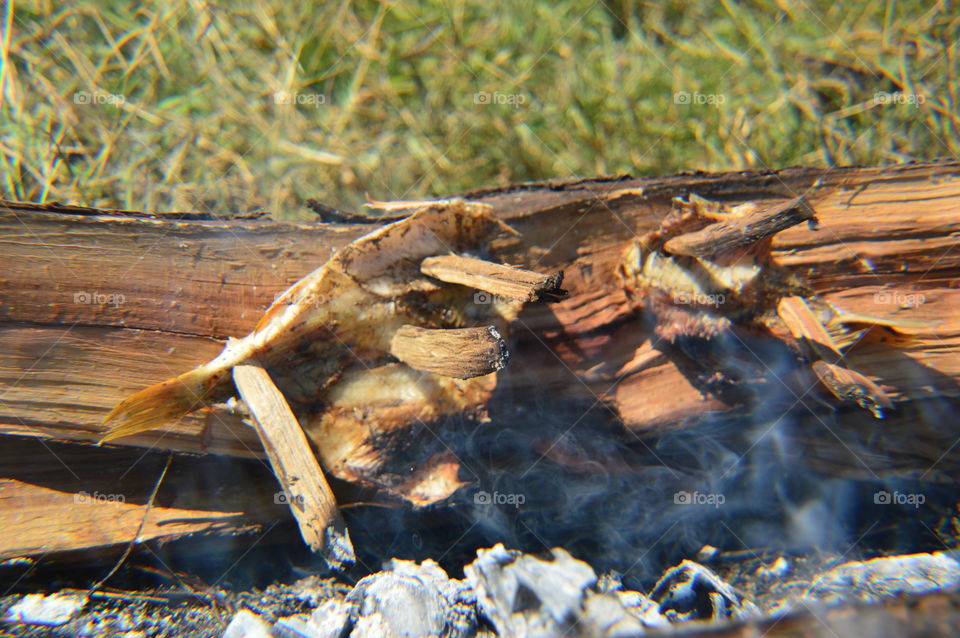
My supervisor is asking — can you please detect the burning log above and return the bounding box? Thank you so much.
[619,191,915,419]
[2,161,960,561]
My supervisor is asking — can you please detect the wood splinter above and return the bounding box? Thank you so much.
[777,296,893,417]
[390,325,509,379]
[663,196,816,259]
[232,362,355,569]
[421,254,567,303]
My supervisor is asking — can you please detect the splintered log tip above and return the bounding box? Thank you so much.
[390,324,509,379]
[420,254,567,303]
[664,196,815,258]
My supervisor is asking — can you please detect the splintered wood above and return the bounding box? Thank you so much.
[390,325,509,379]
[420,254,566,302]
[663,196,815,258]
[232,362,354,568]
[777,296,893,417]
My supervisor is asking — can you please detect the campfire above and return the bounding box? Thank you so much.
[2,161,960,637]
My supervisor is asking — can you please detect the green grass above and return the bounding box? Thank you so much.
[2,0,958,218]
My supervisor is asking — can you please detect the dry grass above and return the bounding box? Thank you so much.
[2,0,958,218]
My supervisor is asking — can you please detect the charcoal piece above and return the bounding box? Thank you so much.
[649,560,758,622]
[594,573,669,632]
[464,544,666,638]
[806,551,960,605]
[348,559,476,638]
[578,590,670,638]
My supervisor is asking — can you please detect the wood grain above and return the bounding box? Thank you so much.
[420,254,565,302]
[389,325,508,379]
[232,362,354,568]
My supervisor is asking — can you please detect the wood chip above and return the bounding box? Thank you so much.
[421,254,565,302]
[777,296,844,362]
[390,325,509,379]
[232,362,354,569]
[778,296,893,417]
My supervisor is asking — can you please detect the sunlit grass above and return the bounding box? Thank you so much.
[2,0,957,218]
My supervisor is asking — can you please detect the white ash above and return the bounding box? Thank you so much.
[272,558,475,638]
[805,551,960,605]
[273,599,352,638]
[4,592,86,627]
[223,608,272,638]
[464,543,669,638]
[267,545,699,638]
[755,557,791,580]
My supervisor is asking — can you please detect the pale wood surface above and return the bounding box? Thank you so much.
[232,362,353,567]
[0,436,281,560]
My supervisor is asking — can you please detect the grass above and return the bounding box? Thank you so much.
[1,0,958,218]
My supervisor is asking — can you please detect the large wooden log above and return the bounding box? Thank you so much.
[4,163,958,452]
[2,161,960,559]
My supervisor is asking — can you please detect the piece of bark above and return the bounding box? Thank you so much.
[389,325,508,379]
[420,254,565,302]
[232,362,354,568]
[777,296,845,361]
